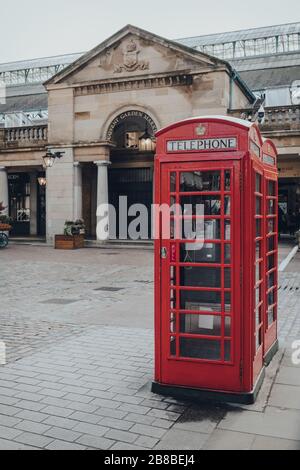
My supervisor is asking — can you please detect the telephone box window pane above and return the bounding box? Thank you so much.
[225,341,231,362]
[181,195,221,216]
[256,330,262,351]
[225,220,231,240]
[256,197,262,215]
[224,245,231,264]
[256,242,261,260]
[268,218,275,234]
[268,181,276,196]
[256,220,262,237]
[256,287,261,307]
[225,171,231,191]
[170,266,176,286]
[170,336,176,356]
[170,173,176,192]
[256,307,262,328]
[180,171,221,192]
[180,338,221,361]
[180,266,221,288]
[225,197,231,215]
[180,243,221,264]
[183,219,221,240]
[170,313,176,333]
[268,200,276,215]
[225,317,231,337]
[268,307,275,326]
[268,254,275,270]
[256,263,262,283]
[181,291,222,313]
[179,314,221,336]
[225,292,231,313]
[268,272,276,289]
[256,174,262,193]
[170,289,177,309]
[224,268,231,288]
[268,290,275,306]
[268,236,275,252]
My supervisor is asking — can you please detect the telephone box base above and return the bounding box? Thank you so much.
[152,370,265,405]
[264,340,279,367]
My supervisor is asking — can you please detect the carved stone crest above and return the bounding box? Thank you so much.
[114,39,149,73]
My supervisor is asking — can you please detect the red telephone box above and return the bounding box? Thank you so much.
[152,116,279,404]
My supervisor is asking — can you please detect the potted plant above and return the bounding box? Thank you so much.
[55,219,85,250]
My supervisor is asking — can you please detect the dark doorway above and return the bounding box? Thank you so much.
[8,173,30,236]
[108,167,153,239]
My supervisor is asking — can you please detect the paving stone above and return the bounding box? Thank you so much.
[203,429,255,450]
[130,424,167,439]
[105,429,138,444]
[44,426,82,442]
[72,422,109,437]
[135,435,159,449]
[14,432,54,449]
[76,434,115,450]
[45,440,87,450]
[218,406,300,441]
[98,417,134,431]
[0,414,21,427]
[269,384,300,410]
[94,407,128,420]
[0,437,38,450]
[42,416,78,430]
[40,406,74,418]
[155,429,209,450]
[276,366,300,387]
[68,411,101,425]
[15,409,50,423]
[110,442,148,450]
[251,435,300,450]
[15,420,51,435]
[0,425,23,440]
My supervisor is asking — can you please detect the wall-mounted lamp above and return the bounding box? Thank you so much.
[38,177,47,187]
[42,150,65,168]
[139,127,156,152]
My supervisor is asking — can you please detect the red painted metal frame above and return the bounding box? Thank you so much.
[154,117,278,397]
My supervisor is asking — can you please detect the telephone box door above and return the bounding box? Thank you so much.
[158,160,242,392]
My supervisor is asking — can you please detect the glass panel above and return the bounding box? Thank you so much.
[268,254,275,270]
[224,268,231,288]
[268,181,276,196]
[180,266,221,288]
[225,341,231,362]
[225,220,231,240]
[256,241,261,261]
[180,314,221,336]
[268,289,275,306]
[256,307,262,328]
[180,171,221,192]
[224,244,231,265]
[225,171,231,191]
[181,195,221,216]
[180,291,222,313]
[256,197,262,215]
[256,173,262,193]
[170,313,176,333]
[268,218,275,234]
[225,292,231,313]
[256,263,262,283]
[268,199,276,215]
[180,243,221,264]
[170,289,177,309]
[268,272,276,289]
[180,337,221,360]
[255,286,261,307]
[182,219,221,240]
[225,317,231,337]
[268,236,275,252]
[256,219,262,237]
[170,173,176,192]
[170,266,176,285]
[170,336,176,356]
[224,196,231,215]
[256,329,262,351]
[268,307,275,326]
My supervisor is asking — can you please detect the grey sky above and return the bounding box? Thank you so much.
[1,0,299,63]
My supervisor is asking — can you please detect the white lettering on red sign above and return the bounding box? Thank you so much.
[167,138,237,153]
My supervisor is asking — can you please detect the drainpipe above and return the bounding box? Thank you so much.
[229,71,237,110]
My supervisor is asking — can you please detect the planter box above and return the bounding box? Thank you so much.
[55,234,85,250]
[0,224,12,231]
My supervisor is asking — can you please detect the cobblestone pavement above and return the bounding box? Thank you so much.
[0,244,299,450]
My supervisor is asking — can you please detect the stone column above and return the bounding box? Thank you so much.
[73,162,83,221]
[30,172,38,236]
[0,167,9,214]
[94,161,111,241]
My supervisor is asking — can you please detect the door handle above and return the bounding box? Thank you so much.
[161,247,168,259]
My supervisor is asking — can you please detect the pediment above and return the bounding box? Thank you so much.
[45,25,226,87]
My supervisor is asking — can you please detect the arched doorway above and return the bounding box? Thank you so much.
[107,110,157,240]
